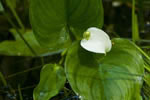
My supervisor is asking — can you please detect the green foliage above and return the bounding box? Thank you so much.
[33,64,66,100]
[29,0,104,50]
[6,0,25,31]
[6,0,17,9]
[0,1,4,12]
[0,30,62,56]
[65,38,144,100]
[143,73,150,99]
[0,0,150,99]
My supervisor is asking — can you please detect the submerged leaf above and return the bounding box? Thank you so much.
[65,38,144,100]
[33,64,66,100]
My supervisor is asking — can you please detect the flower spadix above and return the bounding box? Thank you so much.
[80,27,112,54]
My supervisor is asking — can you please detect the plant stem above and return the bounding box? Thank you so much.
[6,66,42,79]
[0,84,36,94]
[18,85,23,100]
[2,1,37,56]
[134,44,150,71]
[15,29,37,56]
[6,0,25,31]
[3,12,37,56]
[136,46,150,61]
[0,72,7,86]
[132,0,140,42]
[66,24,76,42]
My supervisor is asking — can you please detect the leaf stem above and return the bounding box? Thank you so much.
[132,0,140,42]
[66,24,76,42]
[3,12,37,56]
[6,66,42,79]
[0,84,36,94]
[134,44,150,71]
[18,85,23,100]
[136,45,150,61]
[6,0,25,31]
[0,72,7,86]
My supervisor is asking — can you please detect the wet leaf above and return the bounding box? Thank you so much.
[65,38,144,100]
[33,64,66,100]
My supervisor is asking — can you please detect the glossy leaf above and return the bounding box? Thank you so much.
[33,64,66,100]
[29,0,103,49]
[0,30,62,56]
[65,38,144,100]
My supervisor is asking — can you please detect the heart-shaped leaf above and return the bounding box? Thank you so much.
[29,0,103,50]
[65,38,144,100]
[33,64,66,100]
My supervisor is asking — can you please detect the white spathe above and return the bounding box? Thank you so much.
[80,27,112,54]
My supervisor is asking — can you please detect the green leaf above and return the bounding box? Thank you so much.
[29,0,103,49]
[33,64,66,100]
[65,38,144,100]
[0,30,63,56]
[0,1,4,12]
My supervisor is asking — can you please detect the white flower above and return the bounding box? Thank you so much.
[80,27,112,54]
